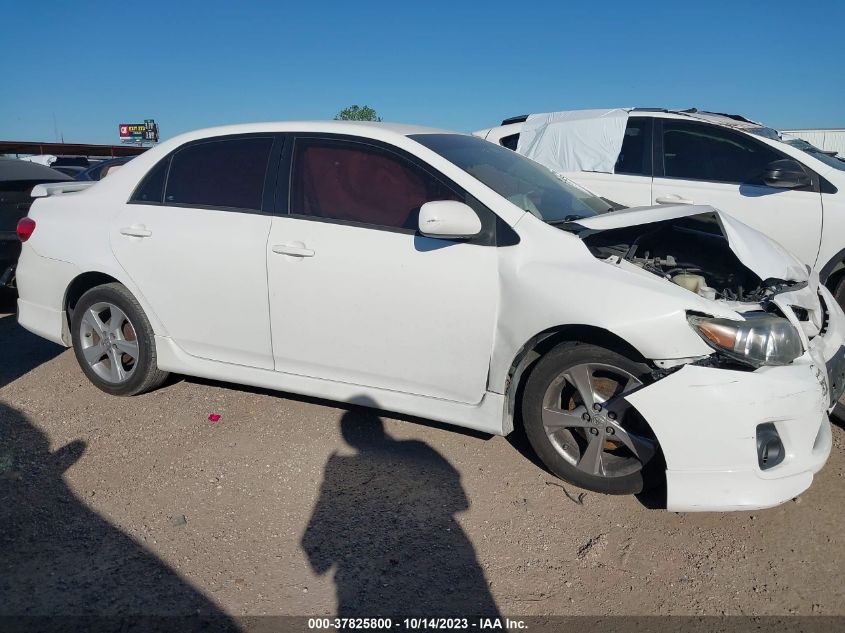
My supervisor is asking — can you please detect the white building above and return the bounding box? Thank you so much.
[782,128,845,157]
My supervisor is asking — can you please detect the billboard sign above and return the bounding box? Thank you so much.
[119,119,159,143]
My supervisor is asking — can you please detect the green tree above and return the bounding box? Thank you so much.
[334,105,382,122]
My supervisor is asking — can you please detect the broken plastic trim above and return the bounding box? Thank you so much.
[690,352,756,372]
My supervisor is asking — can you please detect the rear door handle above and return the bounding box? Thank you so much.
[655,195,694,205]
[272,243,315,257]
[120,225,152,238]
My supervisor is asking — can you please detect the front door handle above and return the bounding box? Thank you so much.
[272,243,315,258]
[120,225,152,238]
[655,194,694,205]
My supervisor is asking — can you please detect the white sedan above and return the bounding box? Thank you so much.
[15,121,844,511]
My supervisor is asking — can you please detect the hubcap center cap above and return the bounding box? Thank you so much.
[589,408,617,435]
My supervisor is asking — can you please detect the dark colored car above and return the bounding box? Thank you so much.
[52,165,87,178]
[48,156,92,178]
[0,158,71,289]
[75,156,134,181]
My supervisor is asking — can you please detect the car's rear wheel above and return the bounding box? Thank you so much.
[70,283,169,396]
[521,341,660,495]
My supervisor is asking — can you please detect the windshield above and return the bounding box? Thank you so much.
[410,134,610,222]
[749,128,845,172]
[782,138,845,172]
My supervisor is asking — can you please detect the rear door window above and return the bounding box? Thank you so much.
[615,118,652,176]
[164,136,274,210]
[131,158,169,203]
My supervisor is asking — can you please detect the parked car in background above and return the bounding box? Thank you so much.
[20,155,90,178]
[476,108,845,307]
[75,156,134,181]
[50,165,86,178]
[16,122,844,511]
[0,158,70,289]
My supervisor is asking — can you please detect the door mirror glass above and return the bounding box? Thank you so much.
[763,158,812,189]
[418,201,481,239]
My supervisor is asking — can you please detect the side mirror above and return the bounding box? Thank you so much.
[763,158,812,189]
[418,201,482,239]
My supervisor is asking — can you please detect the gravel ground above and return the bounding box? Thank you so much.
[1,293,844,620]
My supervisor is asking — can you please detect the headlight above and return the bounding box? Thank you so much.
[687,313,803,367]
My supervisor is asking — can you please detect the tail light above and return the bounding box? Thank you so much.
[16,217,36,242]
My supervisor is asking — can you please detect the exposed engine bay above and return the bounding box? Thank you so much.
[577,212,799,303]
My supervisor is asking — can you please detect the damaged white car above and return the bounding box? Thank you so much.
[15,123,844,511]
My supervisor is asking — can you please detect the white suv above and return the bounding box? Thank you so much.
[477,109,845,306]
[16,121,843,511]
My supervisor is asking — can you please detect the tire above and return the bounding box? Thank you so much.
[521,341,660,495]
[70,283,169,396]
[832,274,845,313]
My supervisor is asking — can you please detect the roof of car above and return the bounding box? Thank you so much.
[164,120,455,146]
[74,121,466,195]
[499,108,765,131]
[639,109,765,129]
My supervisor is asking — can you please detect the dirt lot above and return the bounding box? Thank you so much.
[1,293,844,620]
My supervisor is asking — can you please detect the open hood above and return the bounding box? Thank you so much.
[575,204,808,284]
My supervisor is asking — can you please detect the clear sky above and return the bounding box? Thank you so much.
[2,0,842,144]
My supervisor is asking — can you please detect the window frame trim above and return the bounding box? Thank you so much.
[127,132,285,215]
[278,132,499,245]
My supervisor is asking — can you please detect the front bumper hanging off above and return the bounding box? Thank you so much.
[627,357,833,512]
[625,280,845,512]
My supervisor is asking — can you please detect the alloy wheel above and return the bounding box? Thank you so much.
[541,362,656,478]
[78,301,139,384]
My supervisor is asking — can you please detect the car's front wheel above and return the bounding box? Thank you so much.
[70,283,169,396]
[831,274,845,313]
[521,341,660,495]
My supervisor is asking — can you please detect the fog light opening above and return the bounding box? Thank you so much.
[756,423,785,470]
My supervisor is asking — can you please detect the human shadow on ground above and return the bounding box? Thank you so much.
[185,376,493,441]
[0,401,237,630]
[301,401,500,618]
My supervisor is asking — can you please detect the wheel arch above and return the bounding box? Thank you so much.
[500,324,649,435]
[64,271,122,314]
[61,269,168,343]
[53,271,122,346]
